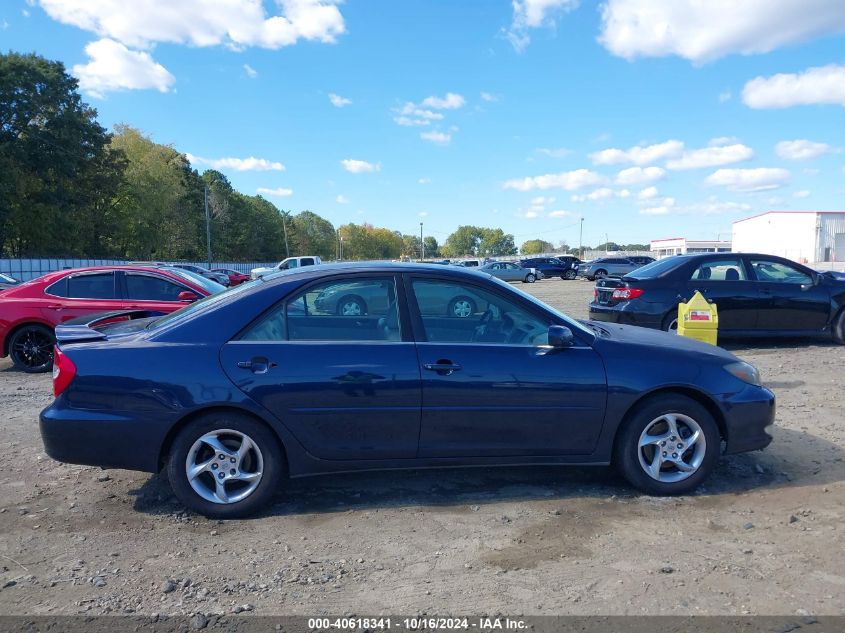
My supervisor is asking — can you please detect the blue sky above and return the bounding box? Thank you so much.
[2,0,845,248]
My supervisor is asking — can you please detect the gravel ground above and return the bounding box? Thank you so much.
[0,279,843,617]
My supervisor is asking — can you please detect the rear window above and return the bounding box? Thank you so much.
[624,257,683,279]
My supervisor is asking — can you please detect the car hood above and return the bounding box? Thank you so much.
[584,320,737,361]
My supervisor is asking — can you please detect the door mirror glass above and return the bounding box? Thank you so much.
[178,290,199,302]
[548,325,574,348]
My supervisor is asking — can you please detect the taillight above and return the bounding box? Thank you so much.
[52,346,77,398]
[611,287,645,300]
[594,288,599,300]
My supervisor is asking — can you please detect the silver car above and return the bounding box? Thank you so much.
[480,261,539,283]
[577,256,654,281]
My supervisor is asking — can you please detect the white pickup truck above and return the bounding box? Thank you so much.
[250,256,322,280]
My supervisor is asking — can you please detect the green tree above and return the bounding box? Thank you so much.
[0,52,123,256]
[521,239,554,255]
[423,236,439,258]
[290,210,336,259]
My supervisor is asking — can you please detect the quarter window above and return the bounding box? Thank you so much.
[750,259,812,285]
[690,259,746,281]
[411,279,550,346]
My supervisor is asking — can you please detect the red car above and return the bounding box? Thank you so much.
[0,266,213,373]
[211,268,250,286]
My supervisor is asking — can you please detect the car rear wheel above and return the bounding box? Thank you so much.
[614,395,719,495]
[9,324,55,373]
[524,273,536,283]
[447,296,476,318]
[563,270,577,280]
[336,295,366,316]
[662,312,679,333]
[167,412,284,519]
[594,269,608,279]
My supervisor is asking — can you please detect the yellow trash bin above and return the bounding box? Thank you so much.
[677,291,718,345]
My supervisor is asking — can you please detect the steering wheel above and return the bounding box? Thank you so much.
[470,309,494,342]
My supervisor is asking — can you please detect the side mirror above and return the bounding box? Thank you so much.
[178,290,199,302]
[548,325,574,348]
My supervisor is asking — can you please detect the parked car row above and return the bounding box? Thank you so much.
[577,256,656,281]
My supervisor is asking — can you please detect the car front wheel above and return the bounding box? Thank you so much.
[167,412,284,518]
[833,309,845,344]
[563,270,577,280]
[524,273,536,283]
[614,394,719,496]
[9,324,55,373]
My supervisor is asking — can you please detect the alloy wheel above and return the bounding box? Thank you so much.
[185,429,264,504]
[637,413,706,483]
[340,300,363,316]
[452,300,473,318]
[11,328,54,371]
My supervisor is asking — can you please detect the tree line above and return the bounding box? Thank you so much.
[1,52,577,263]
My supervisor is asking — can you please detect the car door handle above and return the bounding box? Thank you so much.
[47,304,64,310]
[237,357,276,374]
[423,362,462,375]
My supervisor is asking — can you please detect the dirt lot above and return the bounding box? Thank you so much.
[1,279,843,617]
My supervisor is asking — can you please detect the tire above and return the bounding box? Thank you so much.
[336,295,367,316]
[447,296,476,318]
[9,324,55,373]
[832,309,845,345]
[613,394,720,496]
[167,411,284,519]
[661,311,679,333]
[594,269,608,279]
[524,273,536,283]
[563,270,577,280]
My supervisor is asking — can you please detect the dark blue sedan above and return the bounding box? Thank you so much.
[40,263,775,518]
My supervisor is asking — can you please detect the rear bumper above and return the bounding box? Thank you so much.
[39,402,165,473]
[588,303,665,329]
[719,385,776,454]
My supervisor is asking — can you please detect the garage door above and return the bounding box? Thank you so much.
[836,233,845,262]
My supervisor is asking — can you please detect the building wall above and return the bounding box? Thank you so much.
[818,214,845,262]
[732,213,818,263]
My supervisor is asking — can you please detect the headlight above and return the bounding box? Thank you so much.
[724,361,761,386]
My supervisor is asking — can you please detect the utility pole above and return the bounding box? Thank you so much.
[420,222,424,260]
[605,232,609,254]
[579,217,584,260]
[204,185,212,266]
[281,212,290,258]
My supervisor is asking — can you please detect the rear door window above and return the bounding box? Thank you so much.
[690,258,746,281]
[66,272,116,299]
[125,273,187,301]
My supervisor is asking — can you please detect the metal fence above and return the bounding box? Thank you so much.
[0,259,279,282]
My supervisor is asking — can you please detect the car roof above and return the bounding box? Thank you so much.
[262,261,492,283]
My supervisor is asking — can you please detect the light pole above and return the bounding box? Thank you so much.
[204,185,212,266]
[579,217,584,260]
[420,222,424,260]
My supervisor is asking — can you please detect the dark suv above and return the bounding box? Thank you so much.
[520,256,582,280]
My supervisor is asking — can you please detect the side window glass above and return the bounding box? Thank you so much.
[126,274,185,301]
[301,258,314,266]
[751,260,812,284]
[46,277,68,297]
[67,273,115,299]
[241,277,400,342]
[411,279,550,346]
[690,259,746,282]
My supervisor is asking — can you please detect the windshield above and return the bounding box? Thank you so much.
[148,277,261,330]
[623,256,682,279]
[163,267,226,294]
[487,274,594,338]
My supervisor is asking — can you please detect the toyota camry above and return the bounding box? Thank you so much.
[40,263,775,518]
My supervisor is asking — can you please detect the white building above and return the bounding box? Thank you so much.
[650,237,732,258]
[732,211,845,264]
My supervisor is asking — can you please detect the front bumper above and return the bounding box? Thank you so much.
[719,385,776,454]
[40,402,167,473]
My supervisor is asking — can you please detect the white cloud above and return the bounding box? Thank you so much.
[570,187,632,202]
[804,168,820,176]
[506,0,580,51]
[640,205,672,216]
[503,168,604,192]
[420,130,451,144]
[775,139,832,160]
[719,91,732,103]
[599,0,845,64]
[680,199,753,215]
[418,211,429,217]
[1,19,8,29]
[257,187,293,197]
[420,92,465,109]
[39,0,346,50]
[638,186,658,199]
[615,166,665,185]
[549,209,575,217]
[535,147,572,158]
[393,102,446,127]
[480,92,500,102]
[590,140,683,166]
[187,154,285,171]
[523,210,539,219]
[666,142,754,170]
[743,64,845,108]
[418,177,431,184]
[793,190,811,199]
[704,167,790,192]
[335,194,350,204]
[243,63,257,78]
[341,159,380,173]
[530,196,555,205]
[329,92,352,107]
[72,38,175,98]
